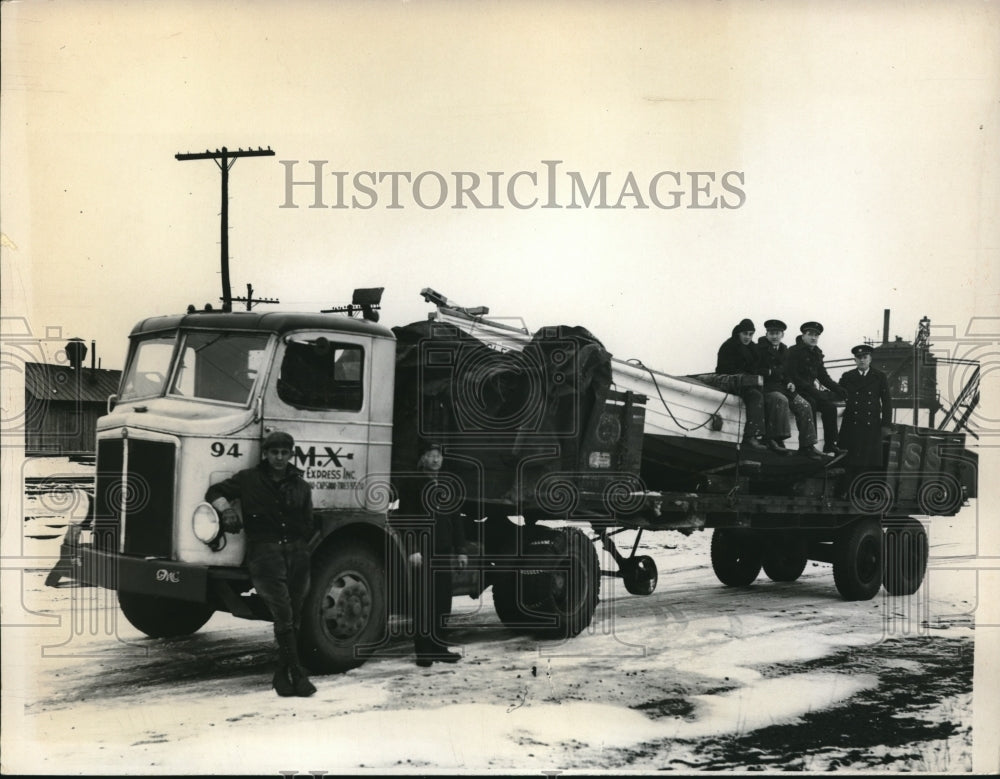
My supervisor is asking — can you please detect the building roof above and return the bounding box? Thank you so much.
[24,363,121,403]
[128,310,395,340]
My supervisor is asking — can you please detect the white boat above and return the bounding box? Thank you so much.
[422,301,824,485]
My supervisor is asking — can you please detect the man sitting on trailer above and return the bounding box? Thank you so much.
[715,318,767,452]
[786,322,845,455]
[756,319,825,459]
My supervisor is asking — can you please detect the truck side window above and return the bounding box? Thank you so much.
[278,340,364,411]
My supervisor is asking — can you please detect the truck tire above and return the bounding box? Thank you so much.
[117,591,214,638]
[882,518,928,596]
[299,542,388,674]
[710,528,762,587]
[762,534,808,582]
[833,517,883,601]
[491,526,599,639]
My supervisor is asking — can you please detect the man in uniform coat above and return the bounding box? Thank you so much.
[838,344,893,469]
[786,321,845,454]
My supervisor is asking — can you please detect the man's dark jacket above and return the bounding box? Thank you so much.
[756,337,792,394]
[206,462,314,542]
[391,471,465,555]
[786,335,842,402]
[716,335,762,376]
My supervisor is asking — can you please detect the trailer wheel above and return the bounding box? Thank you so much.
[882,518,928,596]
[622,555,658,595]
[762,535,809,583]
[491,526,599,639]
[299,542,388,674]
[710,528,762,587]
[117,592,214,638]
[833,517,883,601]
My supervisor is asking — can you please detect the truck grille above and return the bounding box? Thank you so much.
[93,438,175,557]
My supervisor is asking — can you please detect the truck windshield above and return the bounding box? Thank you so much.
[169,331,270,405]
[119,335,176,401]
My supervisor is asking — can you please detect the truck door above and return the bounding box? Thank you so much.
[262,331,380,511]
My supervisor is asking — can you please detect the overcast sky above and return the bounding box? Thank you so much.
[2,1,998,382]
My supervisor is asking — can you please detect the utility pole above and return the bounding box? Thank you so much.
[175,146,275,311]
[232,283,280,311]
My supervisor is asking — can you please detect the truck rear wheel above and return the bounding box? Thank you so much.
[117,592,214,638]
[833,517,883,601]
[491,526,599,639]
[882,518,928,596]
[299,542,388,674]
[710,528,762,587]
[762,534,808,582]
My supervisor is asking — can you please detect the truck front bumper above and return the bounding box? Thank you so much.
[73,544,210,603]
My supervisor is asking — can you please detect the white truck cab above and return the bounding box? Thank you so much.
[84,310,400,670]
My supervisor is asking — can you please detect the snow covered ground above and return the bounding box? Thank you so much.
[1,457,994,774]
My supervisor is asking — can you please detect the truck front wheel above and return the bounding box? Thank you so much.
[299,543,388,674]
[710,528,762,587]
[833,517,883,601]
[117,592,214,638]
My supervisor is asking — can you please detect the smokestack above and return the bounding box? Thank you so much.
[882,309,890,345]
[90,340,96,370]
[64,338,87,370]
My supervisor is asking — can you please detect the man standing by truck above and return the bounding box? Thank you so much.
[391,442,468,667]
[206,431,318,697]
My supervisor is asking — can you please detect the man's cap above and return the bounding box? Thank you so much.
[851,344,874,357]
[764,319,787,331]
[800,321,824,335]
[262,431,294,451]
[731,318,755,336]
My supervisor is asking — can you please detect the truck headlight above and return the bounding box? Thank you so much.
[192,502,222,546]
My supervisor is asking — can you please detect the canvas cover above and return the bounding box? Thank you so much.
[391,319,613,512]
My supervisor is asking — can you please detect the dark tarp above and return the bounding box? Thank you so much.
[391,320,613,513]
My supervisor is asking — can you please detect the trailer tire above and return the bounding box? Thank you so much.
[710,528,762,587]
[299,542,388,674]
[491,526,599,639]
[622,555,658,595]
[117,592,214,638]
[882,518,928,596]
[833,517,883,601]
[762,535,809,583]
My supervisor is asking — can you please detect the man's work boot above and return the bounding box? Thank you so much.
[798,446,825,460]
[272,663,295,697]
[742,437,768,452]
[289,665,317,698]
[276,630,316,697]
